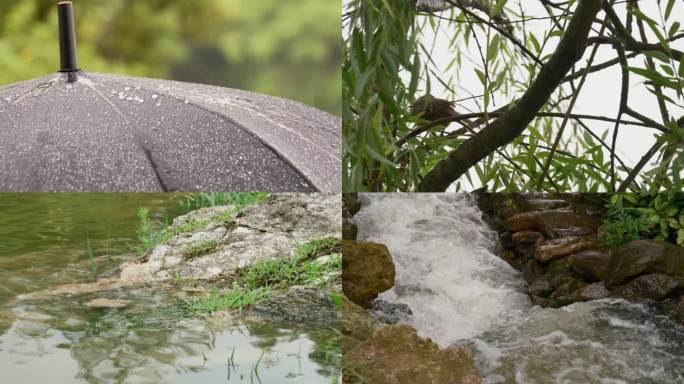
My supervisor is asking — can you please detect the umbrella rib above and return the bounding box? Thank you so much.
[12,75,62,104]
[219,97,341,161]
[80,75,170,192]
[116,81,322,192]
[140,144,169,192]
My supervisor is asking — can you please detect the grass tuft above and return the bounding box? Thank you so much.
[182,239,220,259]
[184,287,270,314]
[241,237,341,290]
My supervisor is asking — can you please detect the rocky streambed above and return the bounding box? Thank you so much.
[342,193,684,384]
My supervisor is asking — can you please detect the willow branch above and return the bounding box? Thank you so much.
[417,0,605,191]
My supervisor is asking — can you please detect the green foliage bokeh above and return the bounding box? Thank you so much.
[0,0,341,115]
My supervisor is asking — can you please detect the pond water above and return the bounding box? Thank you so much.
[0,194,340,383]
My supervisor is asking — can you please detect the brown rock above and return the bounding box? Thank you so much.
[511,230,543,244]
[343,240,396,305]
[342,295,377,341]
[343,220,358,240]
[344,325,484,384]
[604,240,684,288]
[569,249,611,282]
[516,198,571,212]
[504,209,598,239]
[610,273,679,301]
[577,282,610,301]
[534,236,598,263]
[522,259,545,284]
[549,278,585,307]
[343,193,362,218]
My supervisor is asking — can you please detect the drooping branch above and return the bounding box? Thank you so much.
[416,0,606,191]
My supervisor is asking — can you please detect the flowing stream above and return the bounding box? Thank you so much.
[354,193,684,384]
[0,194,339,383]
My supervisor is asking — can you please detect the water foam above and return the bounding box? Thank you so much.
[354,193,530,346]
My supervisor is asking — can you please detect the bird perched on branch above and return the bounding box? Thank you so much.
[410,94,458,122]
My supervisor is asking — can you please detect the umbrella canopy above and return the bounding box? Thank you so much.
[0,2,340,192]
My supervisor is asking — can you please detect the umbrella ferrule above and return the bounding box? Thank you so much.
[58,2,80,80]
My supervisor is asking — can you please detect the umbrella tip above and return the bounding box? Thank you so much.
[58,1,80,82]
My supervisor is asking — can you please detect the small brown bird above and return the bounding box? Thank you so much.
[410,94,458,122]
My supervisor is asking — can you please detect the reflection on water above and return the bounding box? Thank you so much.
[0,193,187,258]
[0,287,339,384]
[0,194,340,383]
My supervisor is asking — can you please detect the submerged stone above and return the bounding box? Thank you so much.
[84,298,130,308]
[344,325,484,384]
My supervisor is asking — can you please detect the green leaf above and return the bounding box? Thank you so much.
[491,0,508,17]
[528,33,541,54]
[669,22,680,38]
[487,34,501,62]
[665,0,676,21]
[627,66,679,88]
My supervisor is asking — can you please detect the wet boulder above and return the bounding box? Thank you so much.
[343,221,358,240]
[511,230,543,244]
[548,277,585,307]
[522,259,545,284]
[504,209,598,239]
[577,282,610,301]
[342,295,378,340]
[534,236,598,263]
[343,193,362,218]
[660,294,684,325]
[569,249,611,282]
[610,273,679,301]
[604,240,684,288]
[342,240,396,305]
[528,278,553,298]
[344,325,484,384]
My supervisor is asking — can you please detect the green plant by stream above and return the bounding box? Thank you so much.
[600,193,684,250]
[183,237,342,314]
[136,193,269,255]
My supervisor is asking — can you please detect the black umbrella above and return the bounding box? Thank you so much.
[0,2,340,192]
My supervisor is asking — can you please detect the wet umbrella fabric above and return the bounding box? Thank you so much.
[0,72,340,192]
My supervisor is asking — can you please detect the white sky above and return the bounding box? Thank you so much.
[410,1,683,185]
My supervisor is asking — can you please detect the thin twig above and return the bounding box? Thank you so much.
[536,19,609,189]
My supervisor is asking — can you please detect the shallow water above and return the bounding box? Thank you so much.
[0,194,340,383]
[355,193,684,384]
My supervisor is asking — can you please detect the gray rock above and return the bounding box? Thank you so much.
[171,205,235,229]
[610,274,679,301]
[368,300,413,324]
[604,240,684,288]
[246,287,340,326]
[120,194,341,282]
[528,279,553,298]
[577,282,610,301]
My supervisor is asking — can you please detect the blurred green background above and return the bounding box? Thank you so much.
[0,0,341,115]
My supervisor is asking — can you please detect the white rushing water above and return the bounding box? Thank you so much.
[354,193,531,346]
[354,193,684,384]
